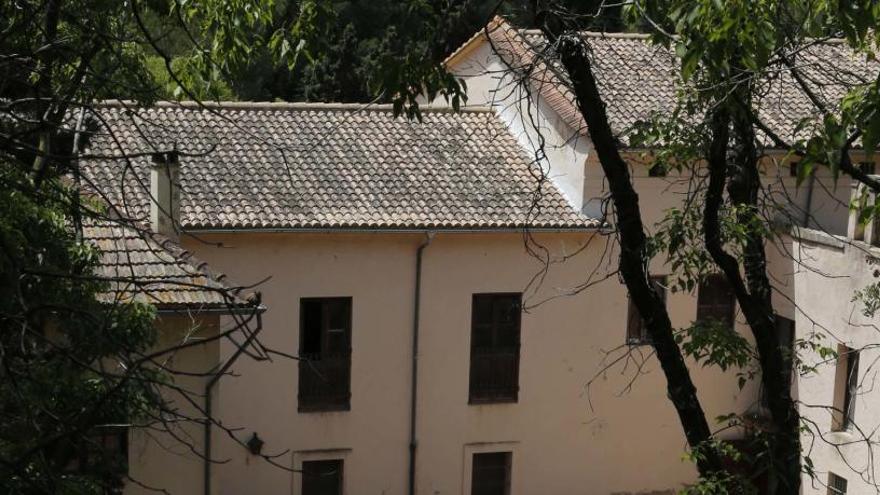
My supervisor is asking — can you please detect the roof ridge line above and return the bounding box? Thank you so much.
[95,100,494,113]
[519,27,849,44]
[520,28,652,40]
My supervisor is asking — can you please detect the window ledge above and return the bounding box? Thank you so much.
[298,404,351,414]
[468,398,518,406]
[827,429,855,444]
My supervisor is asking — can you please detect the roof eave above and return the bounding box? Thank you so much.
[154,302,267,316]
[183,225,602,234]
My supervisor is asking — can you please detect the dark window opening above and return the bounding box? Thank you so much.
[842,347,860,430]
[469,294,521,404]
[776,315,796,372]
[859,161,876,175]
[627,276,667,345]
[828,472,848,495]
[471,452,511,495]
[299,298,352,412]
[697,274,736,330]
[789,161,800,177]
[64,425,128,494]
[870,196,880,247]
[648,163,667,177]
[302,459,343,495]
[761,316,796,409]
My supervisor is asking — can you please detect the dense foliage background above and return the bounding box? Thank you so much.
[147,0,629,102]
[5,0,880,493]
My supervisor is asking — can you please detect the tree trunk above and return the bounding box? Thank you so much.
[704,100,801,494]
[31,0,63,188]
[547,33,724,476]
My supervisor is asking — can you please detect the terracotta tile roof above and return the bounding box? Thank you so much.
[455,17,879,147]
[83,217,257,310]
[81,102,598,230]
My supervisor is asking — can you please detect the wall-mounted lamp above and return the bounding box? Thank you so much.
[246,432,264,455]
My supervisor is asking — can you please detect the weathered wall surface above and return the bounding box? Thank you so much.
[126,314,220,495]
[168,231,764,495]
[432,40,591,212]
[443,36,856,238]
[582,152,854,237]
[793,233,880,494]
[124,46,867,495]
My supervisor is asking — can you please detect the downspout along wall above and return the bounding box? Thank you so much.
[409,232,434,495]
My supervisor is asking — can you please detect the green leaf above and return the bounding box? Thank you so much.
[863,113,880,159]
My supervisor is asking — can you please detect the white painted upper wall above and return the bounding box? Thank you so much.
[436,39,591,212]
[442,35,857,237]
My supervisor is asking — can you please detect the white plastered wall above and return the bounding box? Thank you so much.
[439,39,591,212]
[792,232,880,494]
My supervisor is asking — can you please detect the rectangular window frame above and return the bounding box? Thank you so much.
[833,345,860,431]
[298,297,353,413]
[761,315,796,409]
[827,472,848,495]
[62,424,128,494]
[696,274,736,330]
[301,459,344,495]
[471,451,512,495]
[469,293,522,405]
[843,347,860,430]
[776,315,796,372]
[626,276,667,345]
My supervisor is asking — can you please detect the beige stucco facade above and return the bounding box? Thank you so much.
[124,215,880,495]
[120,180,877,495]
[118,28,880,495]
[127,314,220,495]
[116,230,782,495]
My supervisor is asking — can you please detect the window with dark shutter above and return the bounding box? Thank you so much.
[626,276,667,345]
[471,452,511,495]
[827,472,848,495]
[696,274,736,329]
[302,459,343,495]
[469,294,521,404]
[761,315,796,409]
[298,298,352,412]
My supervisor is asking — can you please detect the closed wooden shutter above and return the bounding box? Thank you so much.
[469,294,521,403]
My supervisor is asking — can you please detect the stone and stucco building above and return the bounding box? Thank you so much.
[83,17,880,495]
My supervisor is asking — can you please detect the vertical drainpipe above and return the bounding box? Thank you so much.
[409,232,434,495]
